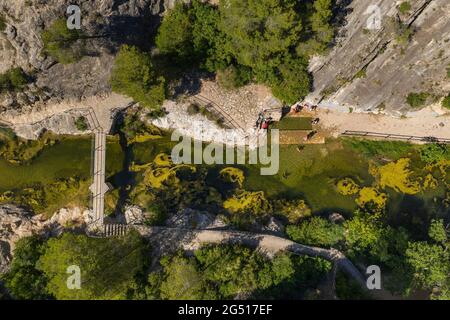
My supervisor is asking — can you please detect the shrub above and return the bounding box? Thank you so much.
[406,92,429,108]
[336,178,360,196]
[110,45,166,110]
[0,68,28,93]
[442,94,450,109]
[395,23,414,45]
[0,15,6,32]
[187,103,200,115]
[41,18,83,64]
[217,65,252,90]
[74,116,88,131]
[399,2,412,14]
[286,217,344,247]
[420,143,449,163]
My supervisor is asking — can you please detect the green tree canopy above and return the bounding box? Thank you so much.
[155,3,195,61]
[37,231,147,300]
[2,236,51,300]
[405,241,449,290]
[159,255,206,300]
[110,45,166,109]
[286,216,344,247]
[219,0,302,78]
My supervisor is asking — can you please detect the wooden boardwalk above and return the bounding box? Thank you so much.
[85,109,109,227]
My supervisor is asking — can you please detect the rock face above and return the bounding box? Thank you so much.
[0,205,45,273]
[308,0,450,115]
[0,204,89,273]
[0,0,172,111]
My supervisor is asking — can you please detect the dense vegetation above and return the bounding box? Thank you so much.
[111,0,336,108]
[2,233,331,300]
[110,45,166,110]
[146,245,331,300]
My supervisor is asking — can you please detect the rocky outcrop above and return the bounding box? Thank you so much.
[0,0,173,112]
[0,204,89,273]
[0,205,45,273]
[308,0,450,115]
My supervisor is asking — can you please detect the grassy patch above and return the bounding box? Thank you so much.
[342,138,416,160]
[272,117,313,131]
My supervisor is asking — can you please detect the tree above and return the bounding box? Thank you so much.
[41,18,83,64]
[405,242,449,290]
[270,55,311,104]
[2,236,51,300]
[344,215,385,254]
[217,65,252,90]
[37,231,147,299]
[110,45,166,110]
[428,219,448,244]
[286,217,344,247]
[191,0,231,70]
[218,0,302,81]
[195,244,292,298]
[159,255,206,300]
[155,3,195,61]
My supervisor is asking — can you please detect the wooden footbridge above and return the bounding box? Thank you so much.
[84,108,129,237]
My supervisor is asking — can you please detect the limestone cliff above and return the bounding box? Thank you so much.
[309,0,450,115]
[0,0,448,119]
[0,0,169,113]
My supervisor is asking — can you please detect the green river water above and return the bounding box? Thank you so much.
[0,134,448,231]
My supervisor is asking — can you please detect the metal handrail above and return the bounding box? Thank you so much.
[192,95,247,134]
[341,130,450,144]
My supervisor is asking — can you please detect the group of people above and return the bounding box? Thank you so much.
[292,102,318,113]
[255,111,273,130]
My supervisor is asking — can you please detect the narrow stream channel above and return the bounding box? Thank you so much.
[111,111,135,216]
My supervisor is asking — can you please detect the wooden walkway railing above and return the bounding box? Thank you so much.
[341,130,450,144]
[192,94,247,135]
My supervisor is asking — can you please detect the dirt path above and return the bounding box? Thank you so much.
[314,104,450,140]
[135,226,368,290]
[0,93,133,139]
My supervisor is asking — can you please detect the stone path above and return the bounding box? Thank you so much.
[0,93,133,139]
[135,226,368,290]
